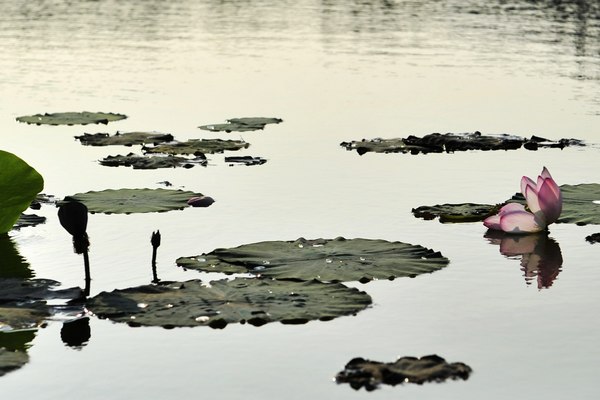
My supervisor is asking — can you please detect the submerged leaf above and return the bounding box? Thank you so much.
[16,111,126,126]
[199,117,282,132]
[12,214,46,230]
[0,151,44,234]
[75,131,174,146]
[177,237,448,283]
[335,354,472,391]
[0,330,36,377]
[86,278,371,329]
[143,139,249,156]
[61,188,205,214]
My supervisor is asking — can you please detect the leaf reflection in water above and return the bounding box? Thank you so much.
[484,231,563,289]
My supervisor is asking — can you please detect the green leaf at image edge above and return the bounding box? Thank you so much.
[0,151,44,233]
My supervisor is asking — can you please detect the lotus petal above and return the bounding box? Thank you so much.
[483,214,502,230]
[499,210,545,234]
[538,179,562,224]
[524,185,544,220]
[540,166,552,180]
[521,176,536,197]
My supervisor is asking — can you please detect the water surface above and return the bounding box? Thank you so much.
[1,1,600,399]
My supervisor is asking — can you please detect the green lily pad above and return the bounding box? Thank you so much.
[335,354,472,391]
[75,131,174,146]
[0,150,44,234]
[0,235,33,279]
[552,184,600,225]
[143,139,249,156]
[61,188,205,214]
[414,184,600,226]
[86,278,372,329]
[177,237,448,283]
[199,117,282,132]
[16,111,127,126]
[412,203,502,223]
[0,330,36,377]
[341,132,583,155]
[99,153,205,169]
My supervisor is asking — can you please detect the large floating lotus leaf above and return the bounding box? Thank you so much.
[335,354,472,391]
[412,203,502,223]
[341,132,583,155]
[62,188,204,214]
[75,131,174,146]
[143,139,249,156]
[86,278,372,329]
[0,151,44,234]
[0,235,33,279]
[177,237,448,283]
[99,153,205,169]
[0,330,36,377]
[16,111,126,126]
[199,117,282,132]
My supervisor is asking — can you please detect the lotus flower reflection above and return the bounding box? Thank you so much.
[484,167,562,234]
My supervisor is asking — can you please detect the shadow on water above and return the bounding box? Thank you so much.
[0,234,33,280]
[484,230,563,289]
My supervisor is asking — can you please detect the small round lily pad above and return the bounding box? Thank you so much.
[61,188,205,214]
[75,131,174,146]
[177,237,448,283]
[86,278,372,329]
[199,117,282,132]
[335,354,472,391]
[16,112,127,126]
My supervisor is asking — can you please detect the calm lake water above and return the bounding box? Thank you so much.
[1,0,600,399]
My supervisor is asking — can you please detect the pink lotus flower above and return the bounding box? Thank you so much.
[483,167,562,234]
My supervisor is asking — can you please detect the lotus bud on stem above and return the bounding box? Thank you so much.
[58,200,91,296]
[151,230,161,283]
